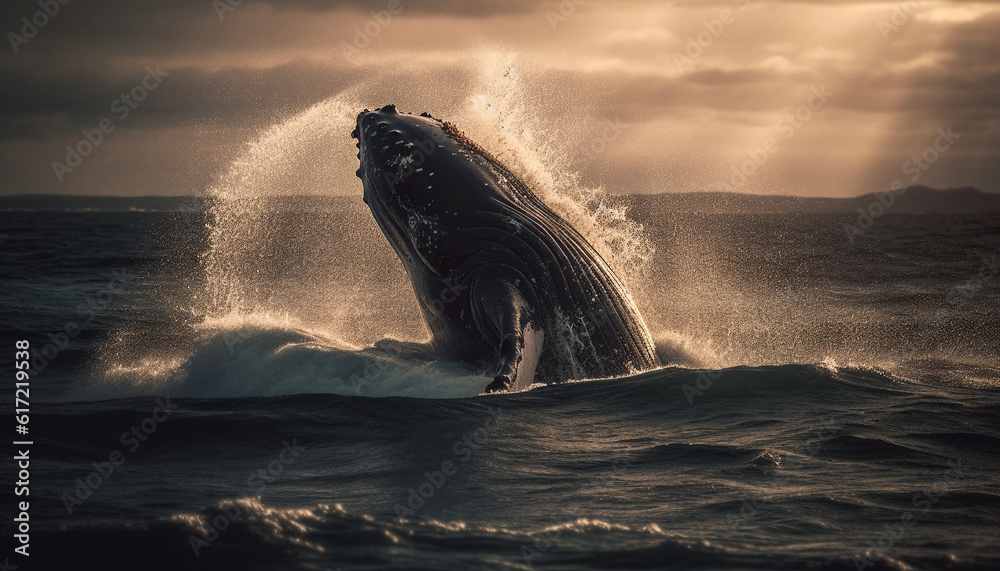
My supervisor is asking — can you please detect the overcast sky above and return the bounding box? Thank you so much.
[1,0,998,197]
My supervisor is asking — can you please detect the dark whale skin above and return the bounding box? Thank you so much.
[353,104,659,393]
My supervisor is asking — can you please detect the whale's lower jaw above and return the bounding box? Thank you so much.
[354,105,660,392]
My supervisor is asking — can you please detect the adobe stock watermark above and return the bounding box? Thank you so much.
[51,65,169,182]
[219,325,402,397]
[29,269,130,375]
[62,398,180,514]
[340,0,412,59]
[681,369,724,405]
[878,0,922,41]
[321,342,406,396]
[173,191,209,232]
[188,439,305,556]
[7,0,70,54]
[887,253,997,363]
[212,0,243,21]
[673,0,751,71]
[924,253,998,329]
[546,0,588,30]
[552,308,611,348]
[735,289,804,339]
[522,454,635,565]
[571,119,626,165]
[852,459,967,570]
[727,417,840,530]
[549,307,612,372]
[720,84,833,191]
[424,277,468,317]
[843,126,960,242]
[392,406,502,518]
[281,240,336,288]
[381,130,450,191]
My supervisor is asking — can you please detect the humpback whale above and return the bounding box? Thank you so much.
[353,104,659,393]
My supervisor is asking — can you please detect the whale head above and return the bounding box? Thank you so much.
[353,104,504,271]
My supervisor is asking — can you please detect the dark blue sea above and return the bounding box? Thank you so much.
[1,203,998,570]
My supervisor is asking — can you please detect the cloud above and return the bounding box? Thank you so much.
[918,4,999,23]
[1,0,998,197]
[606,27,676,45]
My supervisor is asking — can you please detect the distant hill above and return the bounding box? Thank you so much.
[622,186,1000,215]
[1,186,997,214]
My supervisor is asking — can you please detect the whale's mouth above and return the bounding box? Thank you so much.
[352,104,412,188]
[351,104,446,195]
[352,104,425,268]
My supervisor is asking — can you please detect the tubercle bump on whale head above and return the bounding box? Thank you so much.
[353,106,450,183]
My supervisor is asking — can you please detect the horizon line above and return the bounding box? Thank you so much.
[0,185,994,202]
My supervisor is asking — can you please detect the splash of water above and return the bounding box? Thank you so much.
[199,52,655,348]
[448,53,655,292]
[200,96,419,343]
[91,51,664,397]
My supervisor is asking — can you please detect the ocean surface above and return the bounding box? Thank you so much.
[1,205,998,571]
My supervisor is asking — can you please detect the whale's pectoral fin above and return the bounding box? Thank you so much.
[474,280,545,394]
[484,324,544,394]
